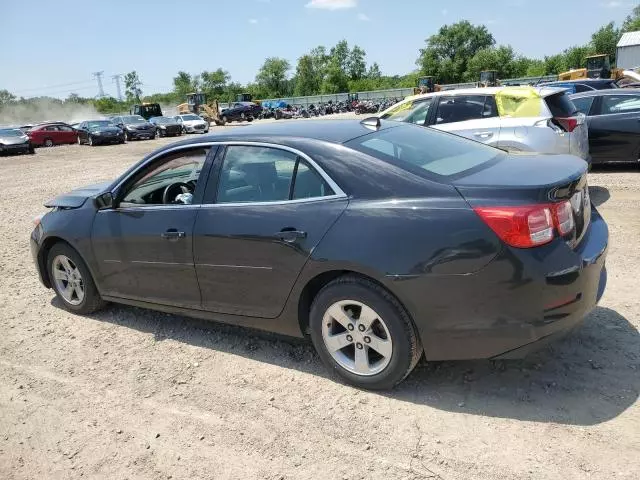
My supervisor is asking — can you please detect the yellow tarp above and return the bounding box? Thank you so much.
[495,87,543,118]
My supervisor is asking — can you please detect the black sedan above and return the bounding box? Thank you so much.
[570,89,640,164]
[149,116,183,138]
[30,119,608,389]
[220,102,262,123]
[110,115,156,141]
[77,120,125,146]
[0,127,34,155]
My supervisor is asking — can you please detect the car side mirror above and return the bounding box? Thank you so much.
[95,192,114,210]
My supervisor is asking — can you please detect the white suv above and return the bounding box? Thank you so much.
[378,87,589,161]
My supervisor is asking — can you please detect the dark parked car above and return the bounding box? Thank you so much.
[540,79,619,94]
[220,102,262,123]
[149,116,183,137]
[27,122,78,147]
[0,127,34,155]
[77,120,125,146]
[570,88,640,164]
[30,119,608,389]
[110,115,156,141]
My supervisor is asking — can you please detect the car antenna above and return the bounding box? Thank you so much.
[360,117,381,129]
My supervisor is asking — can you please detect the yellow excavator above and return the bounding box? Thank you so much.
[176,93,225,125]
[558,54,624,81]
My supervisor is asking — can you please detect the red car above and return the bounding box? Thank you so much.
[27,123,78,147]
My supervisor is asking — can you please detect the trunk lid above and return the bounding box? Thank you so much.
[453,153,591,246]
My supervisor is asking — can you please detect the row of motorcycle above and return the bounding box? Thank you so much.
[257,98,401,120]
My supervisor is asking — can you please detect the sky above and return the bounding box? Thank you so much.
[0,0,636,99]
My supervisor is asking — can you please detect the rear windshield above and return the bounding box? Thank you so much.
[545,92,578,117]
[345,124,501,179]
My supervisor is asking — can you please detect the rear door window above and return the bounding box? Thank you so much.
[435,95,496,125]
[545,92,578,117]
[601,94,640,114]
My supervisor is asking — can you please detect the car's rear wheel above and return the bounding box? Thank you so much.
[47,243,106,314]
[43,138,54,147]
[309,275,423,389]
[88,136,94,146]
[222,115,229,124]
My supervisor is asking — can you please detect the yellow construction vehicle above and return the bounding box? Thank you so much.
[479,70,499,87]
[413,76,442,94]
[176,93,225,126]
[558,54,624,81]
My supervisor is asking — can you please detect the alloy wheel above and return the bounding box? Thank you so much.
[321,300,393,376]
[51,255,85,306]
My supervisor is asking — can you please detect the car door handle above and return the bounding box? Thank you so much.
[473,131,493,138]
[275,229,307,242]
[161,229,186,241]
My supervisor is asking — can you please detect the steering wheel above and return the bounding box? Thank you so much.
[162,182,194,204]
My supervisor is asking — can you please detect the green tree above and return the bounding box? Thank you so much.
[124,71,142,102]
[294,55,319,96]
[309,46,330,87]
[322,57,349,93]
[525,59,546,77]
[255,57,291,97]
[465,45,517,81]
[563,45,592,70]
[223,82,245,103]
[329,40,350,73]
[93,96,127,114]
[200,69,230,99]
[173,71,198,98]
[590,22,621,61]
[367,62,382,80]
[348,45,367,80]
[622,5,640,32]
[0,89,17,106]
[544,54,567,74]
[416,20,495,83]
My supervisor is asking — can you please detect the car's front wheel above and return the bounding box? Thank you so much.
[47,243,106,314]
[309,275,423,390]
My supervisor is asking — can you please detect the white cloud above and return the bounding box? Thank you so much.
[306,0,357,10]
[249,18,259,24]
[357,12,370,21]
[601,1,623,7]
[441,8,448,15]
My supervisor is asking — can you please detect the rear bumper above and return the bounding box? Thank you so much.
[392,206,608,361]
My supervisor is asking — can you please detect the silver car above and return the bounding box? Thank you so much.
[174,114,210,134]
[378,87,589,161]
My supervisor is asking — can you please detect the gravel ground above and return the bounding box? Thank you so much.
[0,120,639,480]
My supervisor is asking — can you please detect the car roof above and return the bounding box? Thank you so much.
[570,87,640,98]
[154,119,396,150]
[543,79,615,85]
[400,86,565,103]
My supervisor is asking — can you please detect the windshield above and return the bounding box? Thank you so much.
[0,128,24,137]
[123,115,146,123]
[87,120,114,129]
[152,117,173,124]
[345,124,501,179]
[181,114,201,121]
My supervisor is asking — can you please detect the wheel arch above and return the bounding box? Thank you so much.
[296,269,411,338]
[38,236,92,289]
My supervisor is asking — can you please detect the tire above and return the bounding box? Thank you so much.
[44,138,54,147]
[309,275,422,390]
[77,135,83,145]
[124,131,130,142]
[88,136,94,146]
[28,145,35,154]
[47,242,106,314]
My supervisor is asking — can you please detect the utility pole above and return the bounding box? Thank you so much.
[92,71,105,98]
[112,74,123,101]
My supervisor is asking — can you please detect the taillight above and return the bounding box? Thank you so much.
[554,117,578,133]
[474,201,575,248]
[553,200,574,235]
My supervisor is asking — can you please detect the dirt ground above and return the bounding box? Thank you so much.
[0,121,639,480]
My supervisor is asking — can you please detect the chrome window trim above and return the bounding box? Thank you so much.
[110,141,347,207]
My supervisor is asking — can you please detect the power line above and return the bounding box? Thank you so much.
[21,85,99,99]
[93,71,105,98]
[12,79,95,94]
[112,74,123,101]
